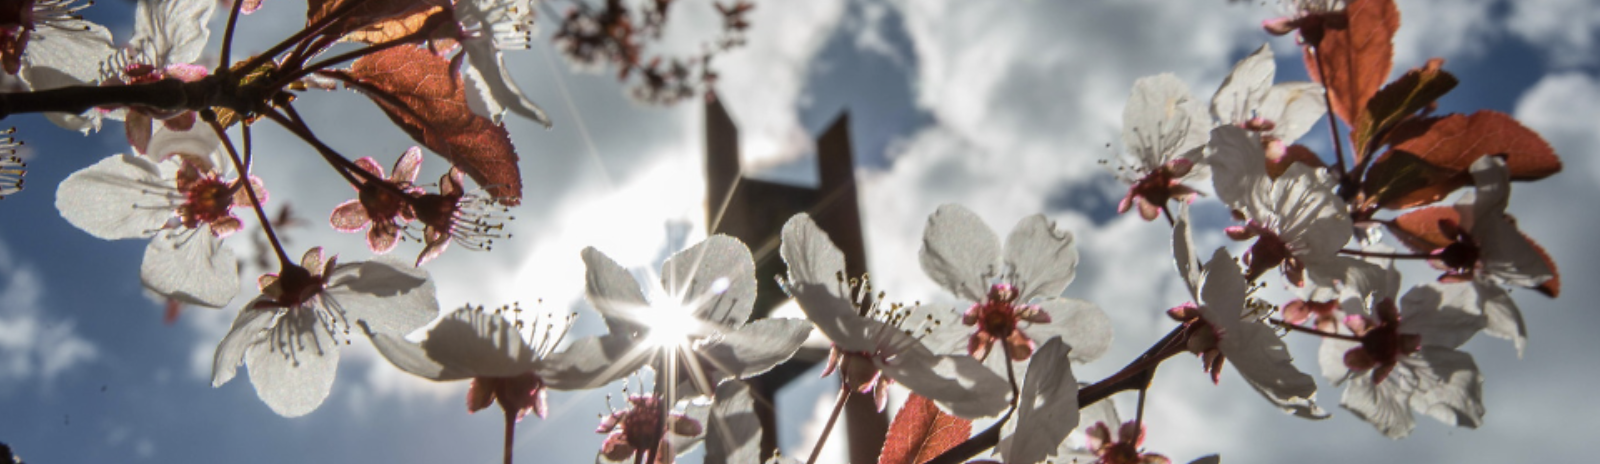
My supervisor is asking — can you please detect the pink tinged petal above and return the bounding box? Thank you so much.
[1138,198,1161,221]
[877,342,1010,419]
[245,308,341,417]
[392,147,423,183]
[330,200,372,232]
[1141,455,1173,464]
[55,154,175,239]
[231,176,268,208]
[1027,298,1113,364]
[1003,338,1078,464]
[141,231,239,308]
[162,111,197,131]
[354,156,385,179]
[126,111,154,155]
[366,224,400,254]
[968,331,993,361]
[208,216,242,238]
[530,387,548,419]
[210,298,276,387]
[920,204,1002,302]
[416,237,450,266]
[1224,225,1255,241]
[466,378,496,412]
[1004,330,1035,361]
[323,257,438,337]
[1117,192,1135,214]
[661,235,757,326]
[780,215,876,352]
[600,434,634,461]
[1004,214,1080,301]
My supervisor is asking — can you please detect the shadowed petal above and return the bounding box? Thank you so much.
[920,204,1001,302]
[247,308,340,417]
[661,235,756,327]
[56,154,174,239]
[141,231,239,307]
[211,299,275,387]
[325,258,438,337]
[1004,214,1079,302]
[1026,299,1112,363]
[1005,338,1079,464]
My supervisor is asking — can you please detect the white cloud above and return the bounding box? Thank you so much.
[1509,0,1600,68]
[1514,72,1600,184]
[0,237,98,392]
[1390,0,1499,67]
[711,0,848,170]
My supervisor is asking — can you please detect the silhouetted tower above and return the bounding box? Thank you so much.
[703,92,885,463]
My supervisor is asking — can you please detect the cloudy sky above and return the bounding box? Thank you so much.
[1,0,1596,463]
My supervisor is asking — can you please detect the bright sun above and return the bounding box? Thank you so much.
[639,301,704,348]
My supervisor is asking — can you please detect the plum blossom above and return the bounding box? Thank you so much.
[1210,43,1326,159]
[781,213,1009,418]
[411,167,511,266]
[1169,206,1325,418]
[1387,156,1555,356]
[7,0,113,132]
[917,204,1112,368]
[450,0,552,126]
[596,391,707,464]
[1318,272,1486,438]
[1207,125,1381,296]
[55,127,261,307]
[212,247,439,417]
[1262,0,1347,40]
[329,147,424,254]
[370,303,571,419]
[1114,74,1209,221]
[540,235,809,397]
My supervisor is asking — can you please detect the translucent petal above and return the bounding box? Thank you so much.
[210,299,275,387]
[55,154,173,239]
[141,231,239,308]
[697,318,810,380]
[129,0,215,66]
[539,334,650,390]
[1397,283,1488,350]
[324,258,439,337]
[1409,347,1484,430]
[1262,82,1326,144]
[1026,299,1112,364]
[1004,214,1078,302]
[661,235,756,327]
[704,380,760,464]
[1339,368,1416,438]
[461,38,552,127]
[1221,320,1325,419]
[920,204,1001,302]
[246,308,340,417]
[1205,126,1267,209]
[414,307,539,379]
[1005,338,1079,464]
[781,214,875,352]
[1123,74,1208,168]
[1171,203,1201,298]
[878,342,1009,419]
[582,247,650,335]
[146,125,223,166]
[1210,44,1275,126]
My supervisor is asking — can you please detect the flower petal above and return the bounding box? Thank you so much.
[781,214,876,352]
[879,341,1009,419]
[128,0,215,67]
[1205,126,1268,209]
[1210,44,1275,126]
[1003,214,1079,302]
[704,380,761,464]
[1171,203,1201,298]
[246,308,340,417]
[1123,74,1208,168]
[393,146,424,183]
[461,38,552,127]
[582,247,650,335]
[210,299,275,387]
[1221,320,1325,419]
[1408,347,1484,430]
[539,335,650,390]
[330,199,371,232]
[1025,299,1112,364]
[141,231,240,307]
[661,235,756,327]
[324,257,439,337]
[696,318,810,381]
[1396,283,1488,350]
[419,307,539,378]
[55,154,173,239]
[920,204,1001,302]
[1339,367,1416,438]
[1005,338,1079,464]
[1262,82,1326,144]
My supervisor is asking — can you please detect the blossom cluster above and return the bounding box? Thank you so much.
[0,0,1568,463]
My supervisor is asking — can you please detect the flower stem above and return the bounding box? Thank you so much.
[275,12,449,89]
[502,406,517,464]
[805,385,851,464]
[1311,45,1348,177]
[208,119,290,268]
[219,0,246,70]
[1338,248,1431,260]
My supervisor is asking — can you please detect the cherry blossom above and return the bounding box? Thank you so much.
[211,247,439,417]
[917,204,1112,367]
[1209,43,1326,159]
[7,0,113,132]
[370,303,571,419]
[990,337,1079,464]
[1207,125,1381,296]
[1388,156,1554,355]
[1169,207,1325,418]
[1318,278,1486,438]
[781,213,1009,418]
[540,235,809,397]
[411,167,512,266]
[1262,0,1347,40]
[450,0,553,126]
[329,147,424,254]
[1115,74,1209,221]
[55,127,261,307]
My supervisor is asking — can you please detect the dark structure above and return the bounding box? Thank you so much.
[703,93,886,463]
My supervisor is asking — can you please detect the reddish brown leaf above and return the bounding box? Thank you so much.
[1386,206,1460,252]
[306,0,436,41]
[1388,110,1562,181]
[347,45,522,204]
[879,394,971,464]
[1305,0,1399,135]
[344,6,445,44]
[1361,150,1468,210]
[1524,232,1560,298]
[1357,57,1457,158]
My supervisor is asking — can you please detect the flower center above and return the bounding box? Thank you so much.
[620,396,665,454]
[179,176,236,229]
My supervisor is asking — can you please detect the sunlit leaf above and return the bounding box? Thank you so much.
[1388,111,1561,181]
[346,45,522,204]
[1357,57,1456,160]
[1304,0,1399,132]
[1361,151,1465,210]
[343,6,445,44]
[879,394,972,464]
[1386,206,1459,251]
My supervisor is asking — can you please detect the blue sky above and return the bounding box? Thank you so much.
[1,0,1597,463]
